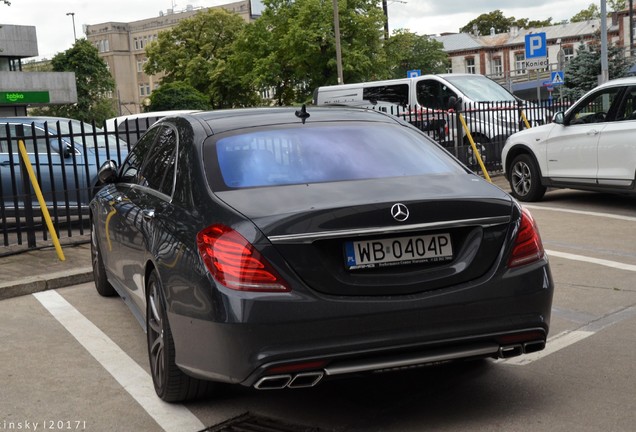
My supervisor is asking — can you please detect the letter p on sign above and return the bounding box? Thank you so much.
[525,32,547,58]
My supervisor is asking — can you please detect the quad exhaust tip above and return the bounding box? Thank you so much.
[499,340,546,358]
[254,372,324,390]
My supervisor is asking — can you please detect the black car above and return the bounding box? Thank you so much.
[90,106,553,402]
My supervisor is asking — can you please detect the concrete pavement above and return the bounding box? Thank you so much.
[0,242,93,300]
[0,174,511,301]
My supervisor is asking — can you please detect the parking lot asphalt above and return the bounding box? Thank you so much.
[0,173,510,301]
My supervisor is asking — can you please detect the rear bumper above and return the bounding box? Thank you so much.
[168,260,553,387]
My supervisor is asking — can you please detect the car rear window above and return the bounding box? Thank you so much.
[212,123,463,189]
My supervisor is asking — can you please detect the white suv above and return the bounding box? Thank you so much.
[502,77,636,201]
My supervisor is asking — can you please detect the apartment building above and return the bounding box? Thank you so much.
[85,1,254,115]
[435,10,634,99]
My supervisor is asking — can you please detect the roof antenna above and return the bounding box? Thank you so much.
[295,104,310,124]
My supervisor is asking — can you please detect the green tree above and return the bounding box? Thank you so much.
[461,10,554,35]
[608,0,627,12]
[144,9,248,109]
[384,29,447,78]
[460,10,515,35]
[32,39,116,123]
[563,42,633,99]
[227,0,387,106]
[570,4,601,22]
[514,18,554,28]
[147,81,211,111]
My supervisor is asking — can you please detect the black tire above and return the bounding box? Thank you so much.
[91,220,116,297]
[146,270,216,402]
[509,154,547,202]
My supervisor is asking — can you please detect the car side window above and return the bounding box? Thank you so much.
[138,126,178,196]
[119,126,161,184]
[567,87,622,125]
[1,124,48,154]
[615,87,636,121]
[416,80,457,110]
[362,84,409,107]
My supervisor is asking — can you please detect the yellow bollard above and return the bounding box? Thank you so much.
[17,140,66,261]
[520,111,531,129]
[457,113,491,183]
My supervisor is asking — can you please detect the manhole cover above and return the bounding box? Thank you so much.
[202,412,323,432]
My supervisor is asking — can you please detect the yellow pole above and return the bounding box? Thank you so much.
[520,111,531,129]
[458,113,491,183]
[17,140,65,261]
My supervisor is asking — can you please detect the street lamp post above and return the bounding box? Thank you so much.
[332,0,344,85]
[66,12,77,41]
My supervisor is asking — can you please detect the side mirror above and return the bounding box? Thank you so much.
[553,111,565,125]
[63,143,73,158]
[447,96,462,112]
[51,138,73,158]
[97,160,118,184]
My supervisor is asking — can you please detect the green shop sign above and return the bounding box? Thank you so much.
[0,91,51,104]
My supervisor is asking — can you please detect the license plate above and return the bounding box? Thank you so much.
[344,233,453,270]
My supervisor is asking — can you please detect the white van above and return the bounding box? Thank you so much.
[313,74,539,146]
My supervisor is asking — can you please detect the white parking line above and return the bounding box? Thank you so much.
[546,249,636,272]
[501,330,595,366]
[33,290,205,432]
[523,204,636,222]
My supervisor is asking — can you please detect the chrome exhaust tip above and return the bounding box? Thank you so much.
[288,372,324,388]
[254,374,292,390]
[499,344,523,358]
[523,340,546,354]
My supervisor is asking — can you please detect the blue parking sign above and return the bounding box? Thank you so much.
[407,69,421,78]
[525,33,547,59]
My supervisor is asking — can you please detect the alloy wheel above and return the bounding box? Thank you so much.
[147,281,165,391]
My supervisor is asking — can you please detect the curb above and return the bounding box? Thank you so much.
[0,267,93,301]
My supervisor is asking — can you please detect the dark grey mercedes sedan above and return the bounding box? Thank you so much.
[90,106,553,402]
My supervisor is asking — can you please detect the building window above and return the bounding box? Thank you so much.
[134,37,146,50]
[465,57,476,74]
[137,58,148,73]
[492,57,503,76]
[563,46,574,63]
[139,84,146,96]
[445,59,452,73]
[95,39,109,53]
[514,53,526,75]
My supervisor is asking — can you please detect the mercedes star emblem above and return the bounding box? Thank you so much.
[390,203,409,222]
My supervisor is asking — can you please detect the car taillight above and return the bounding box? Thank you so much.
[508,207,545,268]
[196,224,290,292]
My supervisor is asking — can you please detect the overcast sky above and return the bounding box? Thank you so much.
[2,0,599,60]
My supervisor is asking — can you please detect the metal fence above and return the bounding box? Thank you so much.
[1,101,574,252]
[386,97,574,173]
[0,117,154,254]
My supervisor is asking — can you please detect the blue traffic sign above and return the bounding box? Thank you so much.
[407,69,421,78]
[525,33,547,59]
[551,71,565,86]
